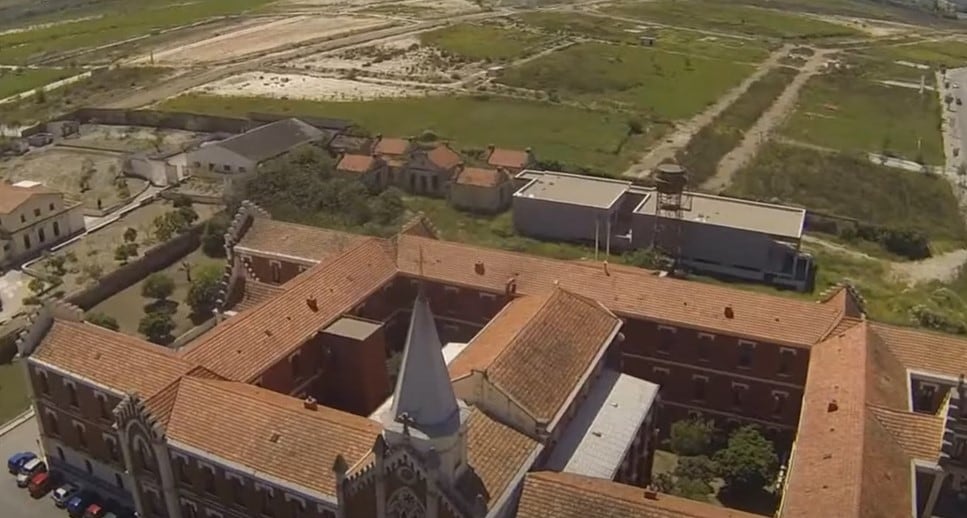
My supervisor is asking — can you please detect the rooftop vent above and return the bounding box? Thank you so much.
[304,397,318,411]
[269,432,280,443]
[827,400,839,413]
[475,261,485,275]
[643,489,658,500]
[724,306,734,319]
[306,297,318,312]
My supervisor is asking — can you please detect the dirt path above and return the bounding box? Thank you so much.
[701,48,835,192]
[621,44,792,180]
[804,234,967,285]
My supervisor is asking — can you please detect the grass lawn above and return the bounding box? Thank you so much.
[88,245,224,339]
[727,143,966,242]
[158,94,666,175]
[419,23,553,62]
[612,0,861,40]
[496,42,754,121]
[859,40,967,68]
[0,0,271,64]
[677,66,798,185]
[781,67,943,164]
[0,67,79,99]
[0,361,28,424]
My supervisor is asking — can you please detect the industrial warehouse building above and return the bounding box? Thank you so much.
[512,170,814,291]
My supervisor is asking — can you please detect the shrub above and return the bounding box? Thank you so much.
[714,425,778,496]
[138,311,175,345]
[87,313,120,332]
[201,214,230,258]
[665,418,715,457]
[142,273,175,301]
[187,264,223,317]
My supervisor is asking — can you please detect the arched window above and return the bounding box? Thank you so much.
[387,487,425,518]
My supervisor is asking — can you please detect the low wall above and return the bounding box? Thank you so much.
[170,317,217,349]
[21,108,254,137]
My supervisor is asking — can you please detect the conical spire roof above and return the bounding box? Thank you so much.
[388,290,461,436]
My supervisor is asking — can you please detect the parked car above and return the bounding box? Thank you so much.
[84,503,106,518]
[15,458,46,487]
[67,490,99,518]
[27,470,57,498]
[51,482,79,508]
[7,452,36,474]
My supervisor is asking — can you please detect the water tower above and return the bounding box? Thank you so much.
[653,163,691,265]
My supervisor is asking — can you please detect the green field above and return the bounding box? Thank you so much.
[159,94,665,175]
[858,40,967,68]
[612,0,861,40]
[677,67,798,185]
[517,12,772,63]
[0,0,271,64]
[781,65,943,164]
[0,361,28,424]
[497,42,754,120]
[728,143,965,242]
[420,23,553,61]
[0,67,78,99]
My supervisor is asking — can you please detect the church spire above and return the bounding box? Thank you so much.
[388,288,461,437]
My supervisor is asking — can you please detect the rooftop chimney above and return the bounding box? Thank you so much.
[306,297,318,312]
[827,399,838,413]
[304,397,318,411]
[474,261,485,275]
[643,488,658,500]
[724,305,734,319]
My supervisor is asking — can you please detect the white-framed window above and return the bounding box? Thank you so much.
[102,433,119,462]
[772,390,789,415]
[778,347,797,377]
[95,393,111,419]
[731,382,748,408]
[691,374,708,401]
[479,292,497,301]
[737,340,756,369]
[269,260,281,283]
[36,369,49,395]
[657,325,676,354]
[443,285,460,295]
[64,379,78,408]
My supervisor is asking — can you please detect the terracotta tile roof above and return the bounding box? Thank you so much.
[870,321,967,378]
[32,320,194,397]
[865,326,909,410]
[484,288,620,423]
[396,235,844,347]
[448,295,548,380]
[336,154,377,174]
[427,144,463,170]
[454,167,506,188]
[459,408,541,507]
[780,322,912,518]
[144,366,224,426]
[181,239,398,381]
[165,377,379,499]
[486,148,530,170]
[233,279,284,312]
[869,405,944,461]
[236,217,367,263]
[0,182,58,214]
[374,137,410,156]
[516,471,759,518]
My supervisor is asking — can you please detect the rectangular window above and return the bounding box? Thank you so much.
[67,383,78,408]
[732,383,747,408]
[23,234,30,249]
[262,488,274,516]
[20,214,25,223]
[38,228,45,243]
[233,478,245,505]
[49,203,54,211]
[657,326,675,354]
[53,221,60,237]
[177,458,189,482]
[98,395,111,419]
[33,208,40,217]
[46,412,59,436]
[204,468,216,495]
[239,167,247,173]
[773,391,788,416]
[738,341,755,369]
[778,348,795,376]
[74,423,86,448]
[692,376,707,401]
[270,262,281,283]
[38,371,49,394]
[697,333,713,361]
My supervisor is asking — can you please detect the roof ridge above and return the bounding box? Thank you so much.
[486,292,557,373]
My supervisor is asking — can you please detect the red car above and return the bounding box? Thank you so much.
[27,471,56,498]
[83,503,106,518]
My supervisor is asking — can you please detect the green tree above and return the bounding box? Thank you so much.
[171,194,193,208]
[27,277,45,294]
[153,210,193,241]
[627,118,644,135]
[45,255,66,276]
[142,273,175,301]
[186,264,222,317]
[123,227,138,243]
[177,205,198,225]
[675,455,717,484]
[201,214,230,258]
[665,419,715,456]
[86,313,120,332]
[714,425,779,496]
[138,311,175,345]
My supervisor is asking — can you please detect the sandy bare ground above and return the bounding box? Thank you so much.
[192,72,433,101]
[804,235,967,285]
[622,44,792,180]
[702,49,836,192]
[149,15,387,65]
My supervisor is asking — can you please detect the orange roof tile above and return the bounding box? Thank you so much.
[232,279,284,313]
[485,288,620,422]
[459,408,541,506]
[396,235,844,347]
[486,148,530,170]
[144,366,224,426]
[0,182,58,214]
[374,137,410,156]
[337,154,377,174]
[870,321,967,378]
[517,471,759,518]
[165,377,379,499]
[780,322,912,518]
[181,239,397,381]
[236,217,367,263]
[449,295,548,380]
[427,144,462,170]
[32,320,194,397]
[454,167,506,188]
[869,405,944,461]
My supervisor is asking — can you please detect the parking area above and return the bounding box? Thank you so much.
[0,415,65,518]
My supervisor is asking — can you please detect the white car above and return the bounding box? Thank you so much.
[51,482,79,508]
[15,458,44,487]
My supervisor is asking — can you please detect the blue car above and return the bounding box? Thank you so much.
[66,490,98,518]
[7,452,36,474]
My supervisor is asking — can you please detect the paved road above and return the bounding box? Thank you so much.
[943,66,967,173]
[0,417,65,518]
